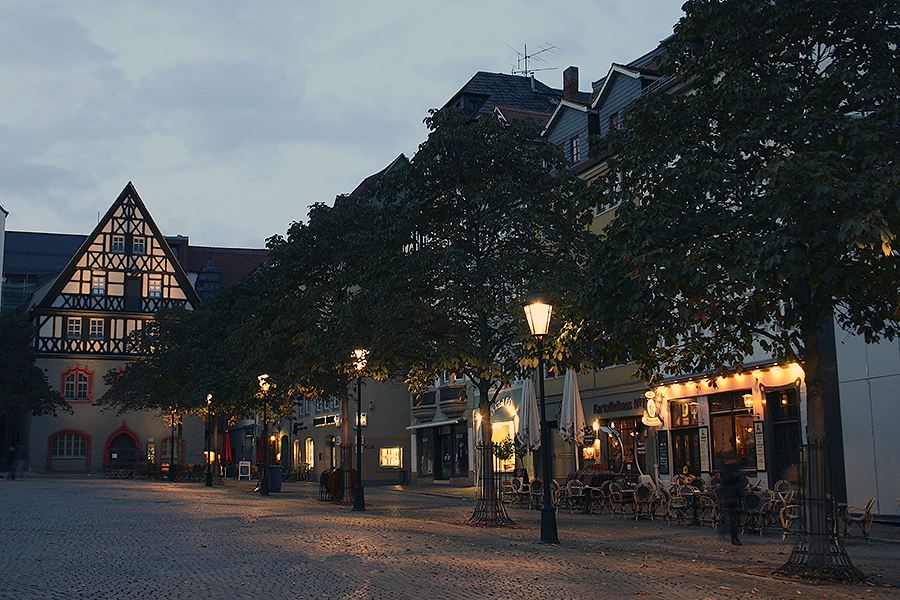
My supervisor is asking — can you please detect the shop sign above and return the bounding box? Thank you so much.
[657,431,670,475]
[754,421,766,471]
[592,396,643,417]
[490,396,515,416]
[698,427,710,473]
[642,395,661,427]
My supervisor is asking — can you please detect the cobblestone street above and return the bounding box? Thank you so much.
[1,479,897,599]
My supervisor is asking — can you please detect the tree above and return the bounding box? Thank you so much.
[0,316,70,461]
[378,108,594,525]
[581,0,898,579]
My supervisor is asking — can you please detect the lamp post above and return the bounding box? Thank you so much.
[258,374,270,496]
[168,408,177,482]
[524,297,559,544]
[352,348,368,511]
[205,393,213,487]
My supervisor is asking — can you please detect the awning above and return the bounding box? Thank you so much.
[406,418,464,431]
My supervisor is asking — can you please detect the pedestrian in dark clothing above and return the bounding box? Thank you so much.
[718,457,745,545]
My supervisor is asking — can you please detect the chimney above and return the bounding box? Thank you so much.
[563,66,579,102]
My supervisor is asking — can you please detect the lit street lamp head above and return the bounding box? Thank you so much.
[523,296,553,338]
[352,348,369,373]
[258,373,270,392]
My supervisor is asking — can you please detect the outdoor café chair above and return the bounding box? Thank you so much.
[742,492,765,535]
[588,486,606,515]
[607,482,625,516]
[773,480,794,504]
[651,488,670,521]
[667,495,689,525]
[512,477,530,507]
[779,504,801,541]
[633,483,654,521]
[697,495,717,527]
[500,479,517,505]
[562,479,586,512]
[843,496,876,542]
[530,479,543,510]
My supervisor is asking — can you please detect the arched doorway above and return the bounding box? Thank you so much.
[108,434,136,468]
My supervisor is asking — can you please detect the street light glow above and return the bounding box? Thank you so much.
[352,348,369,372]
[523,298,552,337]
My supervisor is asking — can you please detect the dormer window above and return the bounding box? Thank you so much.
[91,274,106,296]
[132,237,146,255]
[111,235,125,253]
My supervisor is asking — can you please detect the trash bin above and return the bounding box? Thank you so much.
[269,465,283,492]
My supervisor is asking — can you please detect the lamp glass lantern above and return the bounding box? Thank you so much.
[742,393,754,409]
[523,299,553,337]
[352,348,369,373]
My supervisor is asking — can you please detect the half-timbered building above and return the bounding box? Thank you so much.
[21,183,215,474]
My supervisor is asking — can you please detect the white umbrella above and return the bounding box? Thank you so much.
[516,378,541,451]
[560,368,586,470]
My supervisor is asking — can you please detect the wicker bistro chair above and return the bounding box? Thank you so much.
[607,482,626,517]
[651,488,671,521]
[512,477,531,508]
[697,495,718,527]
[843,497,876,542]
[779,504,802,541]
[742,492,765,535]
[562,480,587,512]
[500,479,517,505]
[530,479,543,510]
[587,486,606,515]
[667,494,690,525]
[774,479,795,504]
[633,483,655,521]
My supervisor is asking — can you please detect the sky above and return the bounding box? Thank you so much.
[0,1,684,248]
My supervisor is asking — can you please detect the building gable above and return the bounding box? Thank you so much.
[30,182,200,358]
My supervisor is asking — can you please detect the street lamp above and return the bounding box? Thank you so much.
[205,393,213,487]
[352,348,368,511]
[523,296,559,544]
[258,374,271,496]
[168,407,178,482]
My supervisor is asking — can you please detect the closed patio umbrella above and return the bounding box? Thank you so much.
[223,431,233,462]
[516,378,541,451]
[560,368,586,470]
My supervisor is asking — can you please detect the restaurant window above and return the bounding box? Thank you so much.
[709,390,755,471]
[305,438,314,465]
[491,420,516,473]
[418,431,434,476]
[379,447,402,468]
[453,424,468,476]
[669,399,701,476]
[768,387,801,483]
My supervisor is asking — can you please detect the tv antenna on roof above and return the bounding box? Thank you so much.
[508,43,559,77]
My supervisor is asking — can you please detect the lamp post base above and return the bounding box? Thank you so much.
[259,477,269,496]
[352,486,366,511]
[204,471,213,487]
[540,507,559,544]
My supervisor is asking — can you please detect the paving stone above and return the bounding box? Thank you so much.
[0,479,896,599]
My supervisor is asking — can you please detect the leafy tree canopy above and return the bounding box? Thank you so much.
[0,315,69,417]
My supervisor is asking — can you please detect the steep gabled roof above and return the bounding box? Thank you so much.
[348,154,408,200]
[589,63,662,110]
[540,99,594,137]
[493,105,555,126]
[32,182,201,312]
[442,72,562,117]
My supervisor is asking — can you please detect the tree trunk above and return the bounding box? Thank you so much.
[341,387,353,503]
[467,379,514,527]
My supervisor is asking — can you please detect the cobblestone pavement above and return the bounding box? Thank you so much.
[1,479,897,599]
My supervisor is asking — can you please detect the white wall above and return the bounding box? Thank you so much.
[836,321,900,517]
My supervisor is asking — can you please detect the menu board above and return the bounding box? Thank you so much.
[698,427,710,473]
[754,421,766,471]
[657,430,670,475]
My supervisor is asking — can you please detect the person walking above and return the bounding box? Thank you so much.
[718,457,745,546]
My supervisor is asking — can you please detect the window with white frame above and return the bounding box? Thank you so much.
[132,237,146,255]
[570,136,581,163]
[91,274,106,296]
[111,235,125,253]
[66,318,82,339]
[89,318,104,340]
[51,432,87,457]
[379,447,402,468]
[148,278,162,298]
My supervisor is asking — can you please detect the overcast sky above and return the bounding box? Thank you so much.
[0,1,684,248]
